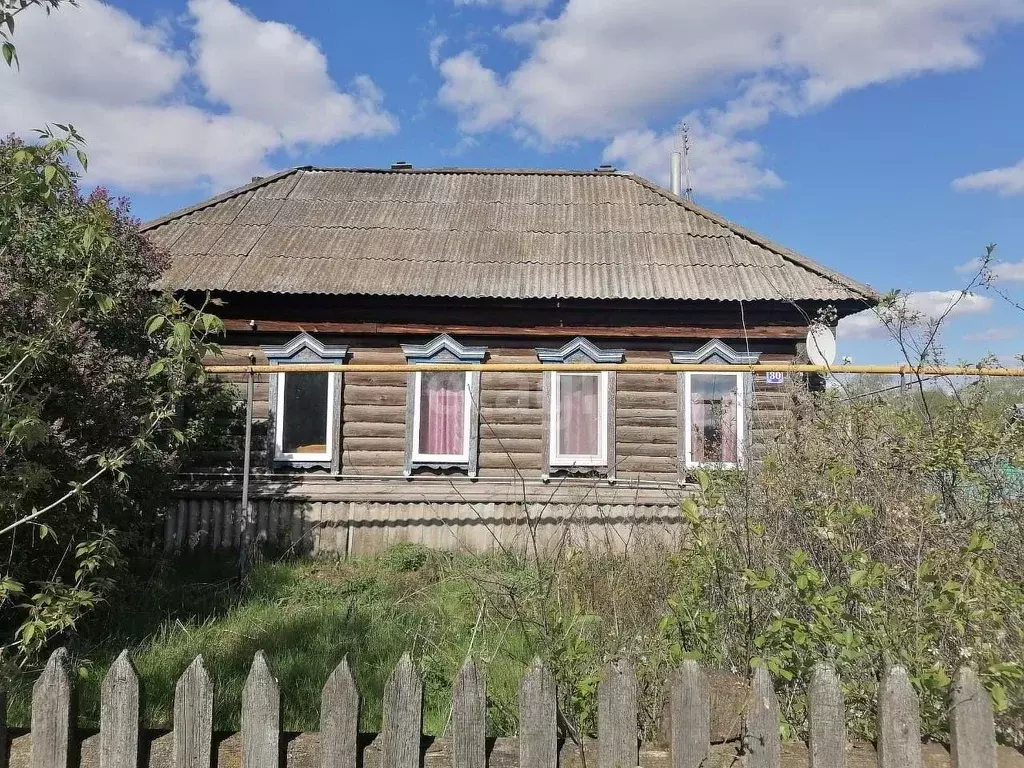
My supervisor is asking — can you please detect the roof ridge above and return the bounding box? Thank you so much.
[626,174,879,304]
[304,166,630,176]
[141,167,307,231]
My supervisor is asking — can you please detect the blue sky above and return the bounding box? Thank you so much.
[2,0,1022,364]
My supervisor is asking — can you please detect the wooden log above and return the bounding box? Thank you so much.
[477,453,543,471]
[344,385,407,407]
[877,665,922,768]
[242,651,280,768]
[518,659,557,768]
[343,406,406,424]
[452,659,486,768]
[100,650,139,768]
[809,663,845,768]
[744,666,780,768]
[597,658,638,768]
[949,666,996,768]
[340,437,409,453]
[477,408,542,426]
[670,660,710,768]
[173,656,213,768]
[320,658,359,768]
[478,438,544,455]
[616,392,676,410]
[30,648,73,768]
[617,426,677,445]
[342,421,406,438]
[380,653,422,768]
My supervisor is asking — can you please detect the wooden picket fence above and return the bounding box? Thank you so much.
[15,647,1004,768]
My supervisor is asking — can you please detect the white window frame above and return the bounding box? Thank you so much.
[410,368,473,464]
[274,371,337,463]
[684,371,744,469]
[550,371,608,467]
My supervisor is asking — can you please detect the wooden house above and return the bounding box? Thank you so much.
[145,165,876,554]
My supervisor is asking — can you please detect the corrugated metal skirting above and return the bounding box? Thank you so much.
[164,498,684,556]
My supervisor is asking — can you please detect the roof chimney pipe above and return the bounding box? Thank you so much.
[670,151,682,196]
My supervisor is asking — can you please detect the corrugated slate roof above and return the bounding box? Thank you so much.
[144,167,876,304]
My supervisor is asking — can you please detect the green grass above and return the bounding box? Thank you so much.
[3,546,534,735]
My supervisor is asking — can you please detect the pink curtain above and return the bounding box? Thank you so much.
[558,374,600,456]
[418,372,465,455]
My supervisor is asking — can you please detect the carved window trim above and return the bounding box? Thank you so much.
[672,339,759,475]
[536,337,624,480]
[262,333,349,472]
[401,334,486,477]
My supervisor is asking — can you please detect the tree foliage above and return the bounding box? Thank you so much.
[0,128,223,658]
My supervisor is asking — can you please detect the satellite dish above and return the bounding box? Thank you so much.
[806,325,837,367]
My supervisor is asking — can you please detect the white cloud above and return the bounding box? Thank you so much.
[602,85,787,198]
[438,51,517,132]
[963,327,1018,342]
[838,290,994,340]
[955,256,1024,282]
[428,34,447,68]
[0,0,396,191]
[952,159,1024,196]
[454,0,551,13]
[438,0,1024,197]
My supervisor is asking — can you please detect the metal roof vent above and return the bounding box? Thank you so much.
[595,164,616,173]
[251,176,264,183]
[391,161,413,170]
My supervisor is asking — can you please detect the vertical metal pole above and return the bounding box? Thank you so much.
[237,363,255,574]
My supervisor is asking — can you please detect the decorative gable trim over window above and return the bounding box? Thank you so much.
[537,337,624,480]
[537,336,626,365]
[263,333,349,472]
[670,338,761,366]
[401,334,486,477]
[672,339,758,474]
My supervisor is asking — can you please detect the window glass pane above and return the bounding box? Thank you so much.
[281,372,330,455]
[557,373,601,457]
[690,374,739,464]
[417,371,466,456]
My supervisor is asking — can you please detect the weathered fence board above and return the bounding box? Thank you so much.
[670,660,710,768]
[320,658,359,768]
[518,658,558,768]
[380,653,422,768]
[877,665,923,768]
[173,656,213,768]
[452,659,486,768]
[100,651,140,768]
[242,651,280,768]
[30,648,73,768]
[808,663,845,768]
[744,665,781,768]
[598,658,638,768]
[4,649,1012,768]
[949,666,997,768]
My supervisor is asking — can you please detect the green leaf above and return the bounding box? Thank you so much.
[1,41,14,68]
[148,360,166,378]
[43,164,57,186]
[146,315,166,335]
[76,148,88,171]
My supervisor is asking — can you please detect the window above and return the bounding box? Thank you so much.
[262,333,348,468]
[401,334,486,475]
[685,372,743,468]
[537,338,623,477]
[412,370,471,462]
[276,371,335,461]
[551,372,608,466]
